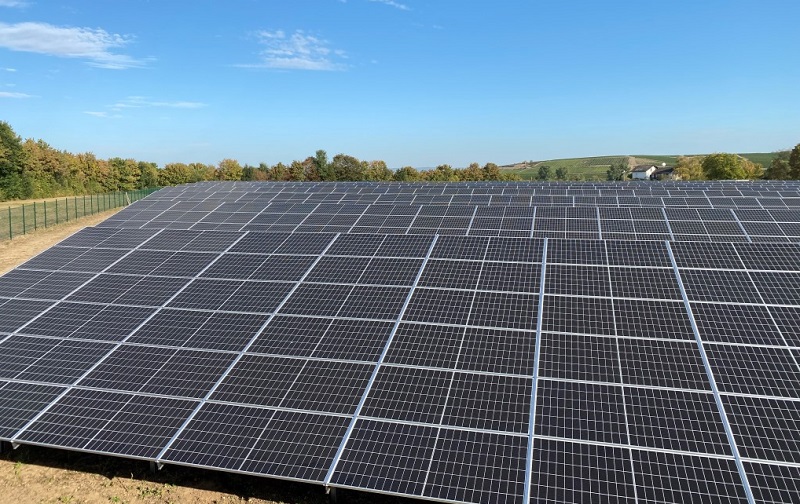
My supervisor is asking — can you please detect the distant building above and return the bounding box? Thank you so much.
[652,164,677,180]
[631,164,658,180]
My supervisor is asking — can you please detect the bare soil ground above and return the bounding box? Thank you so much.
[0,213,411,504]
[0,444,329,504]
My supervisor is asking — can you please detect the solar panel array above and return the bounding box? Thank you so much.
[1,181,799,504]
[99,181,800,243]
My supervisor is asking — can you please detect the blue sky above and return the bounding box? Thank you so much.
[1,0,798,168]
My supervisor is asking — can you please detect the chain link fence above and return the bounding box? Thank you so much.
[0,188,160,241]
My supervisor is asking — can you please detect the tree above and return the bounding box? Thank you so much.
[394,166,420,181]
[702,153,748,180]
[606,160,627,181]
[331,153,365,181]
[77,152,109,192]
[160,163,192,185]
[241,164,257,181]
[254,162,269,181]
[790,144,800,179]
[188,163,215,182]
[289,160,307,181]
[765,152,790,180]
[315,149,335,181]
[21,138,62,197]
[674,156,705,180]
[302,157,320,181]
[364,160,393,181]
[108,157,140,191]
[742,159,764,180]
[268,162,290,181]
[460,162,484,181]
[217,158,243,181]
[499,171,523,181]
[426,164,456,181]
[537,165,552,181]
[483,162,501,180]
[0,121,26,199]
[138,162,159,188]
[555,167,568,180]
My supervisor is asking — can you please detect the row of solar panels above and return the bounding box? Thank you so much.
[3,182,800,504]
[100,199,800,243]
[144,183,800,208]
[1,226,799,503]
[162,180,800,196]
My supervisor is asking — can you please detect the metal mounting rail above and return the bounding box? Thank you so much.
[666,241,755,504]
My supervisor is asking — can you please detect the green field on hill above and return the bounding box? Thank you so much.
[505,152,783,180]
[507,155,645,181]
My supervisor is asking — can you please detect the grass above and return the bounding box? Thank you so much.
[504,151,784,180]
[630,154,680,165]
[511,156,629,180]
[739,152,785,167]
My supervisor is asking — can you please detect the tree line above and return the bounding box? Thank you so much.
[0,121,521,201]
[673,146,800,181]
[3,120,799,201]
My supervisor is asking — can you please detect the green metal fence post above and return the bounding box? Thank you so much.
[44,201,47,228]
[22,205,26,235]
[55,198,58,224]
[7,207,11,239]
[75,196,78,220]
[33,202,37,231]
[83,195,86,217]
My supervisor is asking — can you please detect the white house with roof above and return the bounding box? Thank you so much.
[631,163,667,180]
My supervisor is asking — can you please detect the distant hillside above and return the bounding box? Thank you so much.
[504,152,785,180]
[503,155,645,181]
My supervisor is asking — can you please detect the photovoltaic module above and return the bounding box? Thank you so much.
[1,181,799,503]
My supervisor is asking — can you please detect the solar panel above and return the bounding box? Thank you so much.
[1,180,799,504]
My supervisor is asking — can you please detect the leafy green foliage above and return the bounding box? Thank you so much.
[217,159,243,180]
[394,166,420,181]
[0,121,26,199]
[364,160,393,181]
[606,160,627,181]
[331,154,364,181]
[674,156,705,180]
[460,163,484,181]
[483,163,501,180]
[138,162,159,188]
[537,165,552,181]
[790,144,800,179]
[3,120,792,203]
[766,152,790,180]
[700,153,764,180]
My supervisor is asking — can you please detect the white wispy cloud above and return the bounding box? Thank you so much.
[368,0,410,10]
[4,67,16,72]
[241,30,347,71]
[109,96,206,111]
[0,91,32,98]
[0,0,28,7]
[0,22,147,69]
